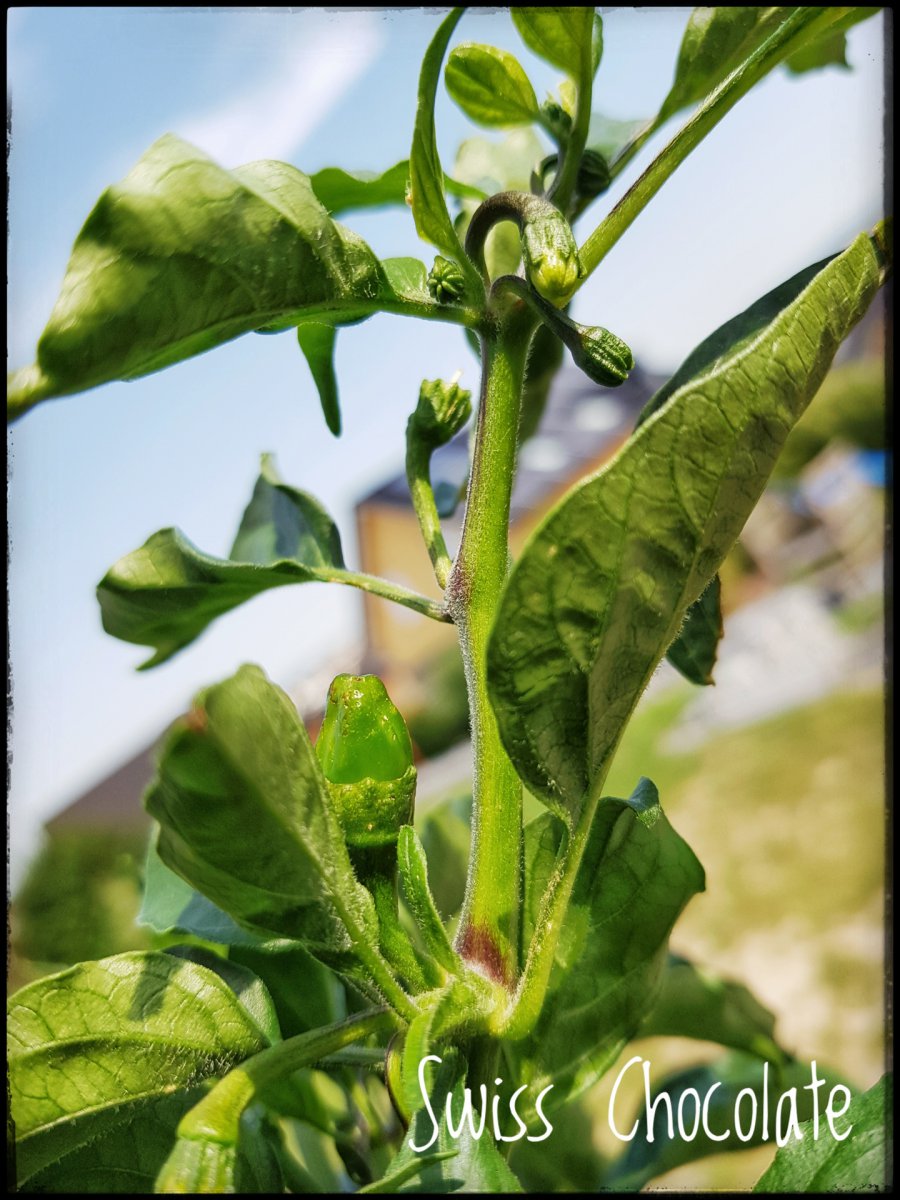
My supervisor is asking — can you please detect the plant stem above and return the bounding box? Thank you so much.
[548,36,594,214]
[325,567,450,624]
[447,303,533,990]
[406,435,454,588]
[578,7,854,280]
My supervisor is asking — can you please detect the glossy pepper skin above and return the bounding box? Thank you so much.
[316,674,416,850]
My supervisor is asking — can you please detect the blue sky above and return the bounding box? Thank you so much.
[7,9,886,884]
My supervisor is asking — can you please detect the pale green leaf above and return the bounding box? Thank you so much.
[754,1073,891,1192]
[8,952,272,1184]
[445,44,539,128]
[512,8,597,78]
[310,161,410,214]
[488,232,885,820]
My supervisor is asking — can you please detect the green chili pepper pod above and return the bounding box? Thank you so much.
[408,377,473,449]
[566,324,635,388]
[316,674,416,850]
[521,202,582,305]
[427,256,467,304]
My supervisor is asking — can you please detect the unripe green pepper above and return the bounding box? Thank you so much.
[427,256,467,304]
[408,377,473,449]
[316,674,416,850]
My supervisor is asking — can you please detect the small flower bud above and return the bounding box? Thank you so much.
[568,325,634,387]
[541,99,572,140]
[410,377,473,448]
[316,674,416,849]
[427,256,467,304]
[576,149,611,200]
[521,204,582,305]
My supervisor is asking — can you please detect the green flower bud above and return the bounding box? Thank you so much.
[568,325,634,388]
[316,674,416,849]
[521,202,582,305]
[410,377,472,448]
[576,149,611,200]
[427,256,467,304]
[540,99,572,140]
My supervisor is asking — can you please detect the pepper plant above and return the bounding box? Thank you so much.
[7,7,890,1194]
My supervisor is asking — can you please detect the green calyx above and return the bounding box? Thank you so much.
[427,256,467,304]
[316,674,417,849]
[409,377,473,448]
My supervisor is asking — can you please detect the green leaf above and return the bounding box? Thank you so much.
[97,456,345,668]
[658,7,880,126]
[665,575,723,686]
[310,161,410,214]
[23,1091,203,1194]
[488,231,886,820]
[8,952,272,1184]
[417,793,472,920]
[641,954,784,1062]
[512,8,597,78]
[162,945,283,1047]
[509,785,704,1119]
[155,1105,283,1194]
[228,940,346,1039]
[140,829,265,946]
[230,453,345,569]
[380,1053,523,1193]
[7,135,398,419]
[445,43,539,128]
[144,664,381,981]
[297,323,341,435]
[397,826,459,974]
[605,1055,858,1191]
[409,9,472,266]
[754,1073,891,1193]
[587,112,648,160]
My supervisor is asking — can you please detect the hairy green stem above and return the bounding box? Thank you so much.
[578,7,854,280]
[326,567,451,624]
[548,38,594,213]
[405,435,454,588]
[447,304,533,990]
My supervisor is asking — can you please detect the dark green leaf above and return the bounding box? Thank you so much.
[665,575,723,686]
[409,9,472,266]
[509,785,704,1119]
[488,232,885,820]
[228,941,346,1039]
[445,44,539,128]
[380,1053,523,1193]
[754,1073,891,1193]
[417,793,472,920]
[511,8,597,78]
[8,135,399,419]
[98,456,346,668]
[8,952,271,1184]
[641,954,784,1062]
[23,1091,203,1194]
[231,453,344,569]
[605,1055,858,1191]
[785,9,881,74]
[144,664,380,981]
[297,323,341,435]
[310,161,410,214]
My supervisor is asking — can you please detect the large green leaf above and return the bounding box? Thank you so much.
[8,952,272,1184]
[754,1073,891,1193]
[7,135,408,419]
[605,1055,857,1191]
[641,954,784,1062]
[144,664,381,982]
[310,161,411,215]
[409,9,473,268]
[97,456,349,668]
[487,231,885,820]
[509,781,704,1119]
[228,941,346,1040]
[511,8,598,78]
[445,44,539,128]
[659,7,881,125]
